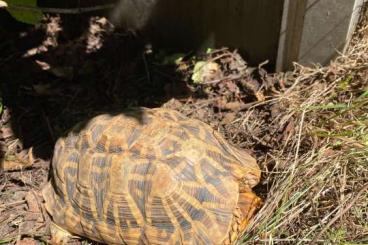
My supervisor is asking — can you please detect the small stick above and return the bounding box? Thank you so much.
[142,50,152,84]
[0,200,26,209]
[42,110,55,142]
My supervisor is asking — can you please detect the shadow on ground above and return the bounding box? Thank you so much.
[0,12,189,161]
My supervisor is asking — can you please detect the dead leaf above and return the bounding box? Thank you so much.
[192,61,222,84]
[25,192,40,213]
[225,81,240,94]
[0,126,15,139]
[221,112,237,124]
[50,66,74,80]
[270,104,281,118]
[16,238,38,245]
[35,60,51,70]
[162,98,183,110]
[23,46,48,57]
[28,147,35,165]
[196,109,207,119]
[216,98,251,111]
[255,91,266,101]
[32,84,62,96]
[322,148,337,157]
[2,160,32,171]
[282,120,295,142]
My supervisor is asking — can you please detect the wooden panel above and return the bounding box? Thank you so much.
[142,0,284,68]
[298,0,356,65]
[345,0,366,52]
[35,0,284,68]
[276,0,308,71]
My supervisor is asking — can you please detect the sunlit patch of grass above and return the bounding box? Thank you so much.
[327,228,347,244]
[241,12,368,244]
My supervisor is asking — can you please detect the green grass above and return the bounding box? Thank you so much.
[0,239,13,244]
[240,23,368,243]
[7,0,36,5]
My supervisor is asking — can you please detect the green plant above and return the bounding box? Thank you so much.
[5,0,42,24]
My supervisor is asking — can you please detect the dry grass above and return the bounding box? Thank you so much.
[239,16,368,245]
[166,16,368,243]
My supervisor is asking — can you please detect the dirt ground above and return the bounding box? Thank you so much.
[1,11,367,245]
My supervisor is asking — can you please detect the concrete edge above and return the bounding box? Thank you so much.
[344,0,367,52]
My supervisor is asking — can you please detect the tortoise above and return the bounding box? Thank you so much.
[42,107,261,244]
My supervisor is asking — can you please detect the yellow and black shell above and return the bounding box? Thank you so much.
[42,108,261,244]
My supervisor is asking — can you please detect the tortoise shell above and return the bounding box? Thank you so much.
[42,108,261,244]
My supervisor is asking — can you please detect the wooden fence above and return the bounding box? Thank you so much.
[34,0,366,70]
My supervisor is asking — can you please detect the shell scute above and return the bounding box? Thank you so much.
[43,108,261,244]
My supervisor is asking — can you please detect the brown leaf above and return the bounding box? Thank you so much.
[282,120,295,142]
[216,98,251,111]
[2,160,32,171]
[196,109,207,119]
[162,98,183,110]
[35,60,51,70]
[0,126,14,139]
[255,91,266,101]
[32,84,62,96]
[16,238,38,245]
[25,192,40,214]
[225,81,240,94]
[221,112,237,124]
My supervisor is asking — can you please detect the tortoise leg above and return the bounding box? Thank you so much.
[49,222,73,245]
[237,191,262,230]
[225,191,262,245]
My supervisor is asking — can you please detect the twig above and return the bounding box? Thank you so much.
[42,110,55,142]
[142,52,152,84]
[30,189,47,223]
[0,200,26,209]
[201,74,245,85]
[292,109,306,175]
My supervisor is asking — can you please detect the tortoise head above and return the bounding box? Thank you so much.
[230,146,261,188]
[212,130,261,188]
